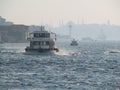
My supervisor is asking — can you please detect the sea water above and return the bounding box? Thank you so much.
[0,41,120,90]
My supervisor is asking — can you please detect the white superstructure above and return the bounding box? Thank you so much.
[25,26,58,53]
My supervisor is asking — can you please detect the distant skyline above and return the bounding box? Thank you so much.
[0,0,120,27]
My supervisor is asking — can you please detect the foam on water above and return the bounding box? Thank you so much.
[55,50,77,56]
[104,49,120,55]
[0,49,25,53]
[0,43,26,53]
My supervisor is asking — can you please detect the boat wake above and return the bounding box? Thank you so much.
[0,49,25,54]
[55,50,78,56]
[104,49,120,54]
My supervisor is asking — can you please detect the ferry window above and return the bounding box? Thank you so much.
[33,41,35,45]
[39,33,42,37]
[34,34,36,37]
[37,41,39,45]
[46,41,49,45]
[38,33,45,37]
[39,41,41,45]
[38,41,49,45]
[43,33,45,37]
[43,41,46,45]
[44,42,46,45]
[30,41,34,46]
[39,41,42,45]
[39,41,44,45]
[41,41,43,45]
[33,41,39,45]
[46,33,50,37]
[40,41,46,45]
[34,33,39,37]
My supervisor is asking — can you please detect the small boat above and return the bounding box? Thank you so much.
[70,39,78,46]
[25,26,59,54]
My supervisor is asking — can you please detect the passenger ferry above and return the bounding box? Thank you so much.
[25,26,59,54]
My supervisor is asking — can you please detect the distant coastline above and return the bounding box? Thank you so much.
[0,16,120,43]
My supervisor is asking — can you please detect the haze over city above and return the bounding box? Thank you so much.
[1,1,120,90]
[0,0,120,26]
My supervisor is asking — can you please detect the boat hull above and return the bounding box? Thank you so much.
[70,42,78,46]
[25,47,59,55]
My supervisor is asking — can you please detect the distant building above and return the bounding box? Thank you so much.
[28,25,43,32]
[0,16,13,25]
[0,16,5,24]
[0,16,29,42]
[0,25,29,43]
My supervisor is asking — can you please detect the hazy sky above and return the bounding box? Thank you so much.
[0,0,120,26]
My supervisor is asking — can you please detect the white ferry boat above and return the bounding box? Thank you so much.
[70,39,78,46]
[25,26,59,54]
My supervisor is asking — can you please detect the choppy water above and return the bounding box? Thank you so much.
[0,41,120,90]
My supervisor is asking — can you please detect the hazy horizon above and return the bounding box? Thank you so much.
[0,0,120,27]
